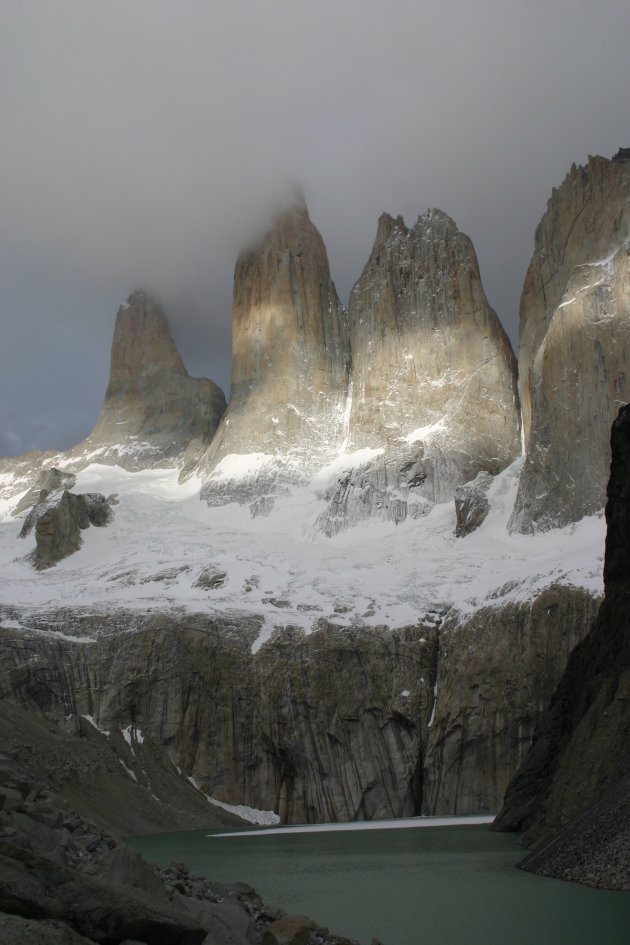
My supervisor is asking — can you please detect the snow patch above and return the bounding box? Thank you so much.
[311,447,384,491]
[82,715,111,737]
[207,796,281,826]
[211,453,273,481]
[118,758,138,782]
[186,775,280,825]
[402,419,447,444]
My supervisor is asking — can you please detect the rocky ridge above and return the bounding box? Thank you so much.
[19,490,114,569]
[511,151,630,532]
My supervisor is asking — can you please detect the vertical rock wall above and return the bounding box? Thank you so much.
[200,195,351,503]
[512,152,630,531]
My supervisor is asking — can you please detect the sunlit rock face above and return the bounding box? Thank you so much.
[511,151,630,532]
[82,290,226,471]
[200,194,351,507]
[318,210,521,532]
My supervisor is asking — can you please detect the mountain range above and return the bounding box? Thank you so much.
[0,149,629,874]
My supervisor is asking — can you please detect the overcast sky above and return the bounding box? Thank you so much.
[1,1,629,457]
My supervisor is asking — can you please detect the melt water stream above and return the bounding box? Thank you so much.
[128,820,630,945]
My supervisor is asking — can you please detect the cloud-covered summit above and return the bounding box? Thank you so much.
[1,1,629,455]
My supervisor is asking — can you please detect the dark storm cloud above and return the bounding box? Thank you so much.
[1,0,629,454]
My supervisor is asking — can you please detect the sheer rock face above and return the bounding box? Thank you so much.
[0,586,598,822]
[495,406,630,863]
[82,290,226,471]
[316,211,521,530]
[0,615,437,824]
[422,586,600,816]
[512,153,630,532]
[200,197,350,504]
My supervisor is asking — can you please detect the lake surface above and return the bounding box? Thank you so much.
[128,820,630,945]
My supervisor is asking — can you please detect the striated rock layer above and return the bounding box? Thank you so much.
[317,210,521,533]
[0,583,599,822]
[512,151,630,532]
[199,193,350,507]
[423,586,599,815]
[495,406,630,890]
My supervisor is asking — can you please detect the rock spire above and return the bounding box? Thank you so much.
[316,209,521,532]
[511,153,630,531]
[82,290,226,470]
[200,196,351,506]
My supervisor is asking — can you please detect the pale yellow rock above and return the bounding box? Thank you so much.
[200,194,350,504]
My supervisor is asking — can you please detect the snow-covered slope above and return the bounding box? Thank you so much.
[0,454,604,642]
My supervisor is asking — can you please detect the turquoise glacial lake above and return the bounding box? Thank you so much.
[127,820,630,945]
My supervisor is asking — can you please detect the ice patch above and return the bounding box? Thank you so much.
[210,814,495,838]
[207,796,281,826]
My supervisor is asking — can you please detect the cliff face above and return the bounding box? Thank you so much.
[0,582,599,823]
[199,195,350,506]
[495,405,630,888]
[512,152,630,532]
[423,587,599,815]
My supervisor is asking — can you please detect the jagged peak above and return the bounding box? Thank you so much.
[415,207,457,229]
[368,207,463,267]
[119,288,163,312]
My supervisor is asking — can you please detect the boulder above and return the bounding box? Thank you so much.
[23,490,113,569]
[454,471,492,537]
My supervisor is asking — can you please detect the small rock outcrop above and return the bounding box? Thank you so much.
[19,490,113,569]
[511,152,630,532]
[317,210,521,532]
[81,290,226,471]
[454,471,493,536]
[494,405,630,889]
[12,467,77,517]
[200,193,350,506]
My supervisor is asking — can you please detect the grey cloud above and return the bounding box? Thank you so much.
[1,0,629,455]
